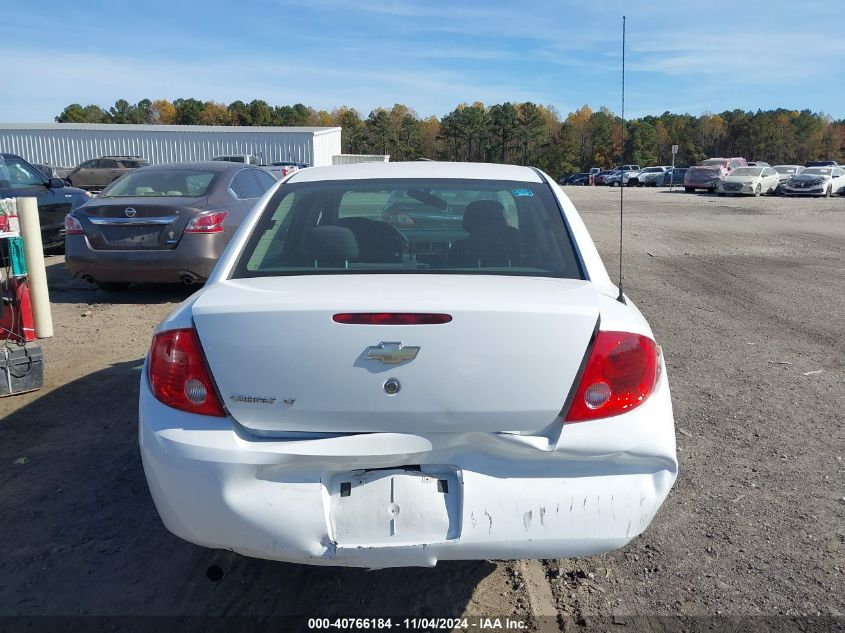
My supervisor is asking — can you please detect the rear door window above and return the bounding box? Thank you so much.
[254,169,278,190]
[231,170,264,199]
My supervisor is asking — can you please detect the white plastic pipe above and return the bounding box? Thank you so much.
[16,197,54,338]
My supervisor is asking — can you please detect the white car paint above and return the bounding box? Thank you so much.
[636,166,671,187]
[781,166,845,196]
[139,161,677,568]
[716,166,780,196]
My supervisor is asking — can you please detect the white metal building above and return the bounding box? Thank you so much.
[332,154,390,165]
[0,123,342,167]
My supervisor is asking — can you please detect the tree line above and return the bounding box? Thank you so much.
[56,99,845,176]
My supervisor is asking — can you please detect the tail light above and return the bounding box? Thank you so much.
[64,214,83,235]
[148,328,225,417]
[565,331,660,423]
[185,211,228,234]
[333,313,452,325]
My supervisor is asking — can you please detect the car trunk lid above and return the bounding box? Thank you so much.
[75,196,207,250]
[191,275,601,434]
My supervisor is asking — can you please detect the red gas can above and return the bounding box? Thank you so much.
[0,277,36,342]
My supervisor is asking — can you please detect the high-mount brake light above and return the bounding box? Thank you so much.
[333,313,453,325]
[565,331,660,423]
[148,328,225,417]
[185,211,228,234]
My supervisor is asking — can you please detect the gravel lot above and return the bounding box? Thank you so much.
[0,187,843,630]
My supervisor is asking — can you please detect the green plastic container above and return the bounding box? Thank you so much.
[8,237,26,276]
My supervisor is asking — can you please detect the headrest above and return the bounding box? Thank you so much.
[463,200,507,232]
[305,226,359,264]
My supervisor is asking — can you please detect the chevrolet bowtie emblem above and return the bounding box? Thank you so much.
[365,342,420,364]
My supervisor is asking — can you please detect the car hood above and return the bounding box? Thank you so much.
[790,174,830,182]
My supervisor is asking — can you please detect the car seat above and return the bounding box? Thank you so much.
[448,200,519,267]
[337,217,404,263]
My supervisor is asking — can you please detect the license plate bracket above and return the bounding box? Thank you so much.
[326,467,461,546]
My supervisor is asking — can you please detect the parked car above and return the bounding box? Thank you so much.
[0,153,90,247]
[605,165,640,187]
[803,160,838,168]
[266,161,307,179]
[559,173,591,185]
[683,157,747,192]
[780,166,845,197]
[32,163,74,181]
[716,166,780,196]
[773,165,804,192]
[615,165,641,187]
[746,161,771,168]
[631,166,670,187]
[64,161,278,291]
[138,160,678,568]
[213,155,307,180]
[66,156,149,191]
[594,170,616,185]
[662,167,688,186]
[212,154,263,165]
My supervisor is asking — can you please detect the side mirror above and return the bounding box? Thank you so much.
[48,177,65,188]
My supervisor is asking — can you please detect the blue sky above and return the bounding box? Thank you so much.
[3,0,845,122]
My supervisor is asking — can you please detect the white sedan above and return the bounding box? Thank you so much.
[139,162,678,568]
[781,166,845,197]
[716,166,780,196]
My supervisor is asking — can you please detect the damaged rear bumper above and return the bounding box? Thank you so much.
[139,368,678,568]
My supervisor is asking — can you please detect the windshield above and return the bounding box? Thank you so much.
[729,168,763,177]
[232,178,583,280]
[775,166,799,174]
[100,169,217,197]
[642,167,663,173]
[700,159,726,167]
[803,168,831,176]
[0,155,47,188]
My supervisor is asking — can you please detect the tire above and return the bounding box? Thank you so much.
[754,184,762,197]
[96,282,130,293]
[825,186,832,198]
[684,187,694,193]
[611,181,619,187]
[717,192,725,197]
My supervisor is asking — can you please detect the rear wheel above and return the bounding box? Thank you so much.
[96,282,130,293]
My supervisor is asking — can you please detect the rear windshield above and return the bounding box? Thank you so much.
[100,169,218,197]
[232,178,583,279]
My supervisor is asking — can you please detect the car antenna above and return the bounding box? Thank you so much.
[616,16,627,304]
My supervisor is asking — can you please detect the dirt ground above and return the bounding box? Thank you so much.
[0,187,843,631]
